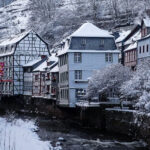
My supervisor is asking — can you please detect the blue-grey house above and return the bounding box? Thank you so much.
[138,18,150,63]
[57,23,120,108]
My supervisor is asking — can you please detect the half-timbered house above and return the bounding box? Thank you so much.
[0,31,50,96]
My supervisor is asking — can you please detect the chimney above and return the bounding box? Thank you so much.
[20,29,25,33]
[41,55,47,59]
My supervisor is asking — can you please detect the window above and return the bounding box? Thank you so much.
[60,89,68,99]
[105,53,113,62]
[59,54,67,67]
[47,85,50,93]
[27,68,31,73]
[76,89,86,99]
[11,45,14,50]
[47,73,50,80]
[108,88,117,98]
[100,39,104,47]
[81,38,86,46]
[42,74,45,81]
[75,70,82,80]
[51,87,56,94]
[139,46,141,53]
[143,46,145,53]
[147,45,149,52]
[35,75,38,81]
[74,53,82,63]
[60,72,68,83]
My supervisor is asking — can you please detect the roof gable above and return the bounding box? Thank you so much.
[0,30,49,47]
[0,31,30,47]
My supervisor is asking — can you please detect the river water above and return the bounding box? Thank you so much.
[0,113,148,150]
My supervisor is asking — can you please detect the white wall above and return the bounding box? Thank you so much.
[68,52,119,107]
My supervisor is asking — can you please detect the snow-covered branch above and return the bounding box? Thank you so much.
[121,59,150,112]
[86,64,132,100]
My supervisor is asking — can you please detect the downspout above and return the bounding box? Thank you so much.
[40,72,41,97]
[121,40,125,66]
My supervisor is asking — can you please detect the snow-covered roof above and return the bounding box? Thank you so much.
[0,30,30,47]
[116,30,131,43]
[143,18,150,27]
[138,33,150,41]
[47,53,58,62]
[124,42,137,52]
[124,30,141,46]
[50,65,59,73]
[71,23,114,38]
[23,58,42,67]
[33,54,58,72]
[33,60,47,72]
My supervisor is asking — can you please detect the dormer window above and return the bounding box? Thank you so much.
[5,46,8,52]
[11,45,14,50]
[81,38,86,46]
[62,43,65,49]
[100,39,104,47]
[67,39,70,45]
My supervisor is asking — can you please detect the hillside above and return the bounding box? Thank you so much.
[0,0,150,49]
[0,0,31,40]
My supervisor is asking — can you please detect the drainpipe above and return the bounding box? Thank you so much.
[121,41,125,66]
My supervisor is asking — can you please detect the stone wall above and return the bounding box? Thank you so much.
[105,109,150,147]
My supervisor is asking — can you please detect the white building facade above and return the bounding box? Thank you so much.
[58,23,120,107]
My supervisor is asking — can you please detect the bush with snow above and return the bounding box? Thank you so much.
[86,64,132,100]
[121,59,150,112]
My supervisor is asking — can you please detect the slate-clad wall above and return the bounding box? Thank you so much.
[70,37,117,50]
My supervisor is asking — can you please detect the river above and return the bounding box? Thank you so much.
[0,113,148,150]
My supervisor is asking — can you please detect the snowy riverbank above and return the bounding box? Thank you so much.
[0,115,62,150]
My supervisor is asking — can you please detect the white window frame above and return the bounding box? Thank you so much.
[75,70,82,80]
[76,89,86,98]
[74,53,82,63]
[105,53,113,62]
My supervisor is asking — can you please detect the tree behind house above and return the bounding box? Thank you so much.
[86,64,132,101]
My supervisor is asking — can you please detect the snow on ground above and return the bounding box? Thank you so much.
[0,117,61,150]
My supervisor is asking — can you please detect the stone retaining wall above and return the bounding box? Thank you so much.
[105,109,150,147]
